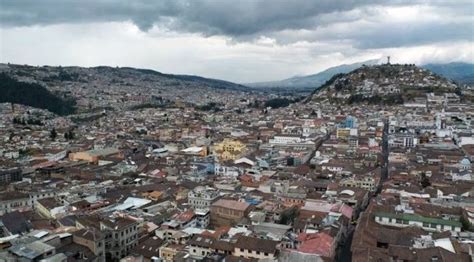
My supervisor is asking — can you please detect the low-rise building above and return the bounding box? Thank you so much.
[210,199,251,228]
[188,186,219,210]
[233,235,279,260]
[374,212,462,233]
[69,148,122,163]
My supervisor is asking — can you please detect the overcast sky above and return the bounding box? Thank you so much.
[0,0,473,83]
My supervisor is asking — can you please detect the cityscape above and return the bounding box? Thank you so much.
[0,1,473,262]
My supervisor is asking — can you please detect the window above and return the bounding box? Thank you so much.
[256,251,260,255]
[264,253,269,256]
[240,248,244,252]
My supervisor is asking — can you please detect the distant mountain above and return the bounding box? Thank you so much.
[308,64,461,105]
[247,59,380,90]
[0,63,248,92]
[121,67,249,91]
[0,73,76,115]
[0,63,251,114]
[422,62,474,86]
[248,60,474,91]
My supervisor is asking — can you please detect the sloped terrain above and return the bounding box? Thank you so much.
[0,63,248,92]
[309,64,460,104]
[0,73,76,115]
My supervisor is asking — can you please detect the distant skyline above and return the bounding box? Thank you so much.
[0,0,473,83]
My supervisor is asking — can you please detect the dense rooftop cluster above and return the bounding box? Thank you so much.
[0,63,472,262]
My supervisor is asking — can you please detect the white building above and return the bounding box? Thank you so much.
[269,135,303,145]
[374,212,461,233]
[188,186,219,210]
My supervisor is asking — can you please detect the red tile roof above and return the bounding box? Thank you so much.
[297,232,334,257]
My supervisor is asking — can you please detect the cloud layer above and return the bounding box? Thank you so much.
[0,0,472,82]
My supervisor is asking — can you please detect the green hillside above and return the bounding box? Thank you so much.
[0,73,76,115]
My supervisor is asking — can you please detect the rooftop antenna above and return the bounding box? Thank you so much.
[387,56,391,65]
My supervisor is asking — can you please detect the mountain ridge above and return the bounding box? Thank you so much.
[249,61,474,90]
[422,62,474,86]
[247,59,380,90]
[0,63,249,91]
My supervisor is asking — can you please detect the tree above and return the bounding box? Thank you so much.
[264,98,291,109]
[420,173,431,188]
[0,73,76,115]
[64,130,75,140]
[460,215,471,231]
[279,207,299,225]
[50,128,57,140]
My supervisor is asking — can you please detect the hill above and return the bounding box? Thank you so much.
[422,62,474,86]
[0,63,248,92]
[120,67,249,91]
[0,63,251,113]
[308,64,461,105]
[0,73,76,115]
[248,61,473,91]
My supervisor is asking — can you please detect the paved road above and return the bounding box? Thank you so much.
[336,225,355,262]
[335,118,389,261]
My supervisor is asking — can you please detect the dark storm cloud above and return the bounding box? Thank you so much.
[0,0,181,31]
[0,0,382,31]
[0,0,472,49]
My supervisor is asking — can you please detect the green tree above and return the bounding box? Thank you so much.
[420,173,431,188]
[0,73,76,115]
[64,130,72,140]
[279,207,299,225]
[50,128,57,140]
[460,215,471,231]
[264,98,291,109]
